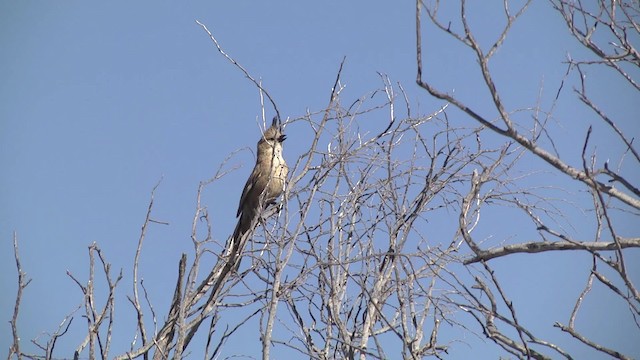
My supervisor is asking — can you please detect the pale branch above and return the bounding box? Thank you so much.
[464,238,640,265]
[70,244,122,359]
[482,261,532,357]
[415,0,640,211]
[29,309,76,360]
[116,227,249,360]
[554,322,634,360]
[195,20,281,121]
[130,179,164,351]
[261,224,297,360]
[472,276,553,360]
[155,254,186,359]
[9,233,31,360]
[576,91,640,165]
[288,56,347,189]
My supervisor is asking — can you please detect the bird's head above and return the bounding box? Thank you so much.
[260,116,286,145]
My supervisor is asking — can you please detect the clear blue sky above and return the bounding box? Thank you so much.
[1,1,638,359]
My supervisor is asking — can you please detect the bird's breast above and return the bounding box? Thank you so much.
[266,156,287,199]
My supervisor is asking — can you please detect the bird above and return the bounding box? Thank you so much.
[229,116,288,253]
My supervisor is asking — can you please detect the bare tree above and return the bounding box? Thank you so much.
[7,1,639,359]
[416,0,639,358]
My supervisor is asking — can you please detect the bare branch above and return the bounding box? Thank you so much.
[195,20,281,121]
[464,238,640,264]
[8,233,31,360]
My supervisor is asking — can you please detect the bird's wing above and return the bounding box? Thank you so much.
[237,166,262,217]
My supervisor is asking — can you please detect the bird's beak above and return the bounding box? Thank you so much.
[278,134,287,142]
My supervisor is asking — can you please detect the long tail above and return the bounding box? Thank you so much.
[225,207,257,268]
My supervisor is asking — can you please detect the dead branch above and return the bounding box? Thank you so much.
[464,238,640,264]
[8,233,31,360]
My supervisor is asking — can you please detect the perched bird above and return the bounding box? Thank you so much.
[231,117,288,247]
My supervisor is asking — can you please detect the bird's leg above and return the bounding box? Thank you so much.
[261,201,283,220]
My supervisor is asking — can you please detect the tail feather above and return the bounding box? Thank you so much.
[225,207,258,269]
